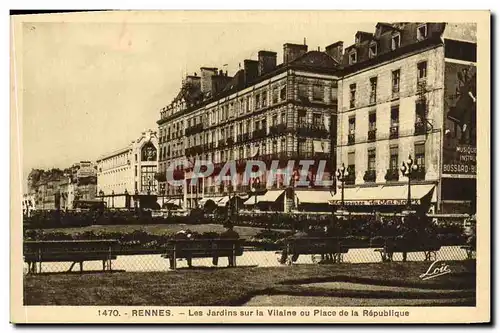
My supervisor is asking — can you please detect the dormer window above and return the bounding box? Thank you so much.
[355,36,361,44]
[391,33,401,50]
[417,24,428,40]
[349,50,357,64]
[369,42,377,58]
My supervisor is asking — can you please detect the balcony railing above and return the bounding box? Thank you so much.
[385,169,400,181]
[270,123,287,136]
[297,124,329,139]
[252,128,267,139]
[368,129,376,142]
[412,167,426,180]
[348,134,355,145]
[414,122,426,135]
[344,171,355,185]
[185,123,204,136]
[226,137,235,146]
[363,170,376,182]
[389,126,399,139]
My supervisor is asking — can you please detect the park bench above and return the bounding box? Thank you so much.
[24,240,119,274]
[161,238,244,270]
[374,238,441,262]
[461,245,476,259]
[276,237,349,266]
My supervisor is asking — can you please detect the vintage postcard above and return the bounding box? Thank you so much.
[10,10,490,324]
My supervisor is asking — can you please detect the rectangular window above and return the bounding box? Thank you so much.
[255,121,260,130]
[261,91,267,107]
[298,84,308,100]
[389,146,399,170]
[392,70,400,97]
[280,86,286,101]
[280,138,286,152]
[417,24,427,40]
[347,152,355,175]
[298,110,307,124]
[298,139,307,154]
[281,112,286,124]
[246,96,250,112]
[272,88,279,104]
[255,94,260,109]
[369,43,377,58]
[272,114,278,126]
[272,140,278,154]
[369,112,377,131]
[313,113,322,127]
[391,105,399,127]
[391,33,401,50]
[415,143,425,169]
[369,77,377,104]
[348,116,356,134]
[349,51,357,64]
[312,85,323,101]
[417,61,427,81]
[416,100,426,122]
[367,149,376,171]
[349,83,356,108]
[134,166,137,177]
[239,147,244,159]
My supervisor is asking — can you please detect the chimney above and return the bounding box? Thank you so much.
[258,50,277,76]
[325,41,344,63]
[200,67,218,94]
[244,60,259,84]
[283,43,308,64]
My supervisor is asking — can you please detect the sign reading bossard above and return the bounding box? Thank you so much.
[443,61,477,176]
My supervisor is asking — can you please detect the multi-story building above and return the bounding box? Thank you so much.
[26,161,98,211]
[96,129,159,209]
[333,23,476,214]
[157,43,342,211]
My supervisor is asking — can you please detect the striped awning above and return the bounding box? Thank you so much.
[295,190,334,204]
[244,190,285,205]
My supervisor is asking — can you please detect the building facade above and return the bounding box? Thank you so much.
[334,23,476,213]
[157,43,341,211]
[96,129,159,208]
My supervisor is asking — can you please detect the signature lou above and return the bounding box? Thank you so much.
[419,261,452,280]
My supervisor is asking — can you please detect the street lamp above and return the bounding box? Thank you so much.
[335,164,349,209]
[111,190,114,208]
[251,177,261,209]
[400,154,419,212]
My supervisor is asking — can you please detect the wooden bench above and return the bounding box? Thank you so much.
[161,238,243,270]
[276,237,349,266]
[374,239,441,262]
[24,240,119,274]
[461,245,476,259]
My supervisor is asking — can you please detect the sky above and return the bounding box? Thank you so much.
[20,12,376,187]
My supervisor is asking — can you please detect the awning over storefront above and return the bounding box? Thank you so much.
[199,197,224,207]
[328,184,435,206]
[217,196,230,207]
[244,190,285,205]
[165,198,182,206]
[295,190,334,204]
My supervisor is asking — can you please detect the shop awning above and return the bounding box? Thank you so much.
[217,196,230,207]
[295,190,334,204]
[199,197,224,206]
[328,184,436,206]
[244,190,285,205]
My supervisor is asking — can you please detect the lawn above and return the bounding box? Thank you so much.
[24,260,476,306]
[38,223,284,239]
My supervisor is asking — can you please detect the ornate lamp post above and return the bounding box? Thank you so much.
[111,190,115,208]
[400,154,419,212]
[335,164,349,210]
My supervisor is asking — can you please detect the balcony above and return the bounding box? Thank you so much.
[389,126,399,139]
[368,129,376,142]
[414,122,426,135]
[363,170,376,183]
[252,128,267,139]
[344,172,356,185]
[270,123,287,136]
[237,133,250,143]
[347,134,355,145]
[185,123,204,136]
[385,169,400,182]
[218,139,226,148]
[297,124,329,139]
[226,137,235,146]
[412,167,426,180]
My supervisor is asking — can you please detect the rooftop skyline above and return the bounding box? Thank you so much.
[20,13,376,190]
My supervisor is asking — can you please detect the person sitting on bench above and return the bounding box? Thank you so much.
[169,230,193,269]
[212,223,240,267]
[279,227,309,264]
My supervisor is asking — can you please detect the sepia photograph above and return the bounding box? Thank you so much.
[10,10,490,324]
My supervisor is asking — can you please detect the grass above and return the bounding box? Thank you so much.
[38,223,283,239]
[24,260,476,306]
